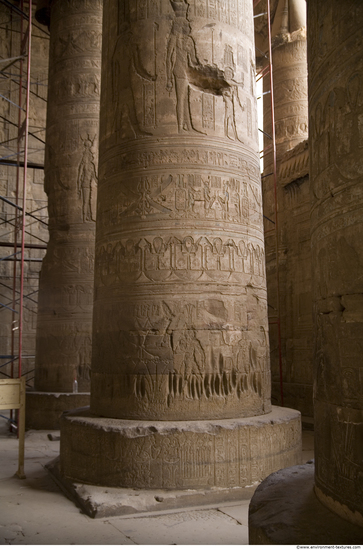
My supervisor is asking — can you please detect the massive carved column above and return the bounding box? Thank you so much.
[308,0,363,527]
[260,0,309,411]
[59,0,301,492]
[26,0,102,428]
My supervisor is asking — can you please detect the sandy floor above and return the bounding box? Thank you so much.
[0,411,314,545]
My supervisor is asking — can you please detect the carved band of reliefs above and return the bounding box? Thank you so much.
[92,324,269,405]
[118,0,250,31]
[101,144,260,177]
[95,235,265,286]
[129,368,265,405]
[41,244,95,277]
[53,73,100,104]
[54,0,103,17]
[38,284,93,314]
[102,173,262,225]
[52,29,102,61]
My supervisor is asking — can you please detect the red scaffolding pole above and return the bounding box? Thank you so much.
[18,0,32,379]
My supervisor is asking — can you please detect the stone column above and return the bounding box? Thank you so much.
[261,0,309,409]
[59,0,301,492]
[26,0,102,429]
[308,0,363,527]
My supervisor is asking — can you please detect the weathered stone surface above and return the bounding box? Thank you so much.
[308,0,363,527]
[26,391,90,430]
[249,463,363,544]
[91,0,269,422]
[59,406,301,489]
[33,0,102,398]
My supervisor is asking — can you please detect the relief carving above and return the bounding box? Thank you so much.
[166,2,204,134]
[107,173,261,224]
[55,29,102,58]
[222,66,245,141]
[96,234,265,286]
[311,71,363,202]
[77,135,98,221]
[112,26,156,138]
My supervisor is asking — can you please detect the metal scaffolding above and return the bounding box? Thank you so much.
[0,0,48,402]
[254,0,284,405]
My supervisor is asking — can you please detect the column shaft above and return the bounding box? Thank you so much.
[34,0,102,393]
[91,0,270,421]
[308,0,363,527]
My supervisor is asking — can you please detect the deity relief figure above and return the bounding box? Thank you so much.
[112,27,156,138]
[166,8,201,133]
[77,135,98,222]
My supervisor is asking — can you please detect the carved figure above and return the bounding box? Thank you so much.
[166,2,202,133]
[222,67,245,141]
[46,145,70,194]
[112,27,156,138]
[77,135,98,221]
[175,330,205,378]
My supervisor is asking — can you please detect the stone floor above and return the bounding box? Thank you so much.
[0,411,314,545]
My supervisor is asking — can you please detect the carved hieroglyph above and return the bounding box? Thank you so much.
[308,0,363,527]
[34,0,102,393]
[90,0,270,421]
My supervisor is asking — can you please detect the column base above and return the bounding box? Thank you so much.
[248,463,363,544]
[47,456,259,518]
[59,406,301,490]
[26,391,90,430]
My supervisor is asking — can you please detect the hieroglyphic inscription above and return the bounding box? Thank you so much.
[96,234,265,286]
[202,94,215,130]
[106,146,260,177]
